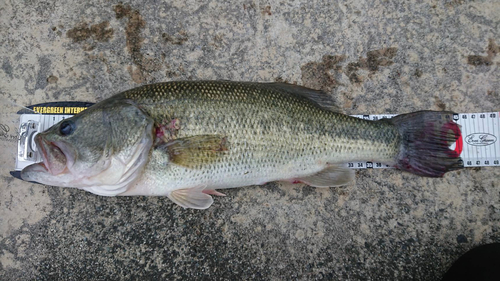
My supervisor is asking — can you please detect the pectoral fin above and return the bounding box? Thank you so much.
[157,135,228,168]
[298,164,354,187]
[168,185,214,209]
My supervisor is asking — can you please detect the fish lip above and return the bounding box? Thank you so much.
[35,135,68,176]
[36,137,51,173]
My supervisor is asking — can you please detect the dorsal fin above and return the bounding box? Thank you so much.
[258,82,342,112]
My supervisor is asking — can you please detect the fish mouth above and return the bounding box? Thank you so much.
[35,134,68,176]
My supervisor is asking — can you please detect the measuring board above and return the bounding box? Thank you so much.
[12,107,500,172]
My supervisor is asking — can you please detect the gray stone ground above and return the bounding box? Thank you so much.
[1,0,499,280]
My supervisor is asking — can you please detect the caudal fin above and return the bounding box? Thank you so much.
[388,111,463,177]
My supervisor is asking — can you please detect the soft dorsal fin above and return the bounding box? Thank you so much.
[156,135,229,168]
[298,164,354,187]
[258,82,342,112]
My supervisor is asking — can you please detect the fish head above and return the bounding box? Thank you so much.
[21,99,154,195]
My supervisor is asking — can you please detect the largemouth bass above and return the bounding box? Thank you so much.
[21,81,463,209]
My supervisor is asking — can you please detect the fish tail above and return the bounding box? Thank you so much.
[388,111,463,177]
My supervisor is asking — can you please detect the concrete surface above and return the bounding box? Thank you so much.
[1,0,499,279]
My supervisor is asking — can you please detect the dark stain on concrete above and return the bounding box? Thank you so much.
[2,175,15,185]
[434,97,446,110]
[91,22,114,42]
[300,55,345,91]
[243,3,256,12]
[114,3,132,19]
[467,39,499,66]
[261,5,272,16]
[345,47,397,83]
[456,234,468,243]
[274,76,290,83]
[162,31,188,45]
[414,68,423,78]
[468,56,491,66]
[486,90,499,105]
[209,33,225,49]
[165,64,186,79]
[47,75,58,84]
[165,69,180,78]
[445,0,466,8]
[113,3,144,59]
[34,56,51,92]
[50,82,86,100]
[66,21,114,43]
[2,58,13,79]
[114,3,160,84]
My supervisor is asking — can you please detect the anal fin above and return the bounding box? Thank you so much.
[203,189,226,197]
[297,164,354,187]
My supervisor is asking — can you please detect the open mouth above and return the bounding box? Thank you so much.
[35,134,68,175]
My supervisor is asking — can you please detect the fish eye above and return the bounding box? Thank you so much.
[59,120,75,136]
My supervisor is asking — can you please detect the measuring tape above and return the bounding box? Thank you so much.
[12,105,500,172]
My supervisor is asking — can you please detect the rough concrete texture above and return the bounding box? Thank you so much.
[0,0,499,280]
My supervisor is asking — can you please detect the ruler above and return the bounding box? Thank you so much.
[13,111,500,171]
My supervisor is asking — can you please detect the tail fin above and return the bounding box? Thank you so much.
[388,111,463,177]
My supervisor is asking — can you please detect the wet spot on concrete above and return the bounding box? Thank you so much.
[486,90,499,104]
[467,55,491,66]
[414,68,423,78]
[243,3,256,11]
[209,33,225,49]
[114,3,144,61]
[66,21,114,43]
[114,3,132,19]
[301,55,345,91]
[261,5,272,16]
[114,3,161,84]
[345,47,397,83]
[445,0,466,8]
[467,39,499,66]
[2,58,13,79]
[434,97,446,110]
[274,76,290,83]
[47,75,58,84]
[456,234,468,244]
[165,64,186,79]
[165,69,180,78]
[162,31,188,45]
[91,22,114,42]
[34,56,51,92]
[50,82,86,100]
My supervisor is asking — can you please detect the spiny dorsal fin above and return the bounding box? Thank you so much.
[259,82,342,112]
[157,135,229,168]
